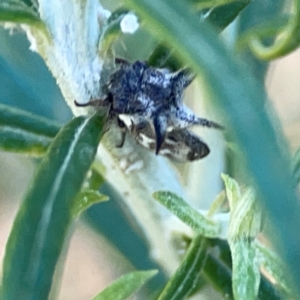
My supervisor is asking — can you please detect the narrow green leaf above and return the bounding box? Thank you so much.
[0,0,42,26]
[209,239,284,300]
[208,239,232,267]
[72,189,109,218]
[236,17,288,52]
[157,235,207,300]
[88,168,106,190]
[0,104,61,155]
[2,113,104,300]
[148,43,181,70]
[246,0,300,60]
[205,1,250,31]
[230,239,260,300]
[238,0,285,33]
[192,0,244,10]
[153,191,220,237]
[207,191,226,218]
[237,0,285,81]
[222,174,261,239]
[92,270,157,300]
[0,104,61,137]
[0,125,52,155]
[222,174,261,300]
[124,0,300,295]
[203,254,233,299]
[256,242,293,296]
[148,1,249,69]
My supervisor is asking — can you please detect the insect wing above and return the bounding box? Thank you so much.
[161,129,210,162]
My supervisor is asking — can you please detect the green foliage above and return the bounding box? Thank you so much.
[153,191,220,237]
[72,189,109,218]
[256,242,293,296]
[1,0,300,299]
[203,254,233,299]
[1,114,104,299]
[205,1,250,31]
[92,270,157,300]
[157,235,206,300]
[148,1,250,69]
[238,0,300,59]
[0,0,44,28]
[0,104,60,155]
[223,175,261,300]
[124,0,300,296]
[185,0,249,11]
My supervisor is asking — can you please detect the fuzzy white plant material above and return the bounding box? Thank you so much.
[120,13,139,34]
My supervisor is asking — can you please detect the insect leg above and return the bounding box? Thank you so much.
[116,131,126,148]
[195,118,224,130]
[115,57,130,66]
[115,118,127,148]
[74,98,110,107]
[153,114,168,155]
[173,69,195,89]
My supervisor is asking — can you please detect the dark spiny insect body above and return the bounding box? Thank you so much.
[75,59,223,162]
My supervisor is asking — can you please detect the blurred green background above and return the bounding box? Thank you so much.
[2,1,300,298]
